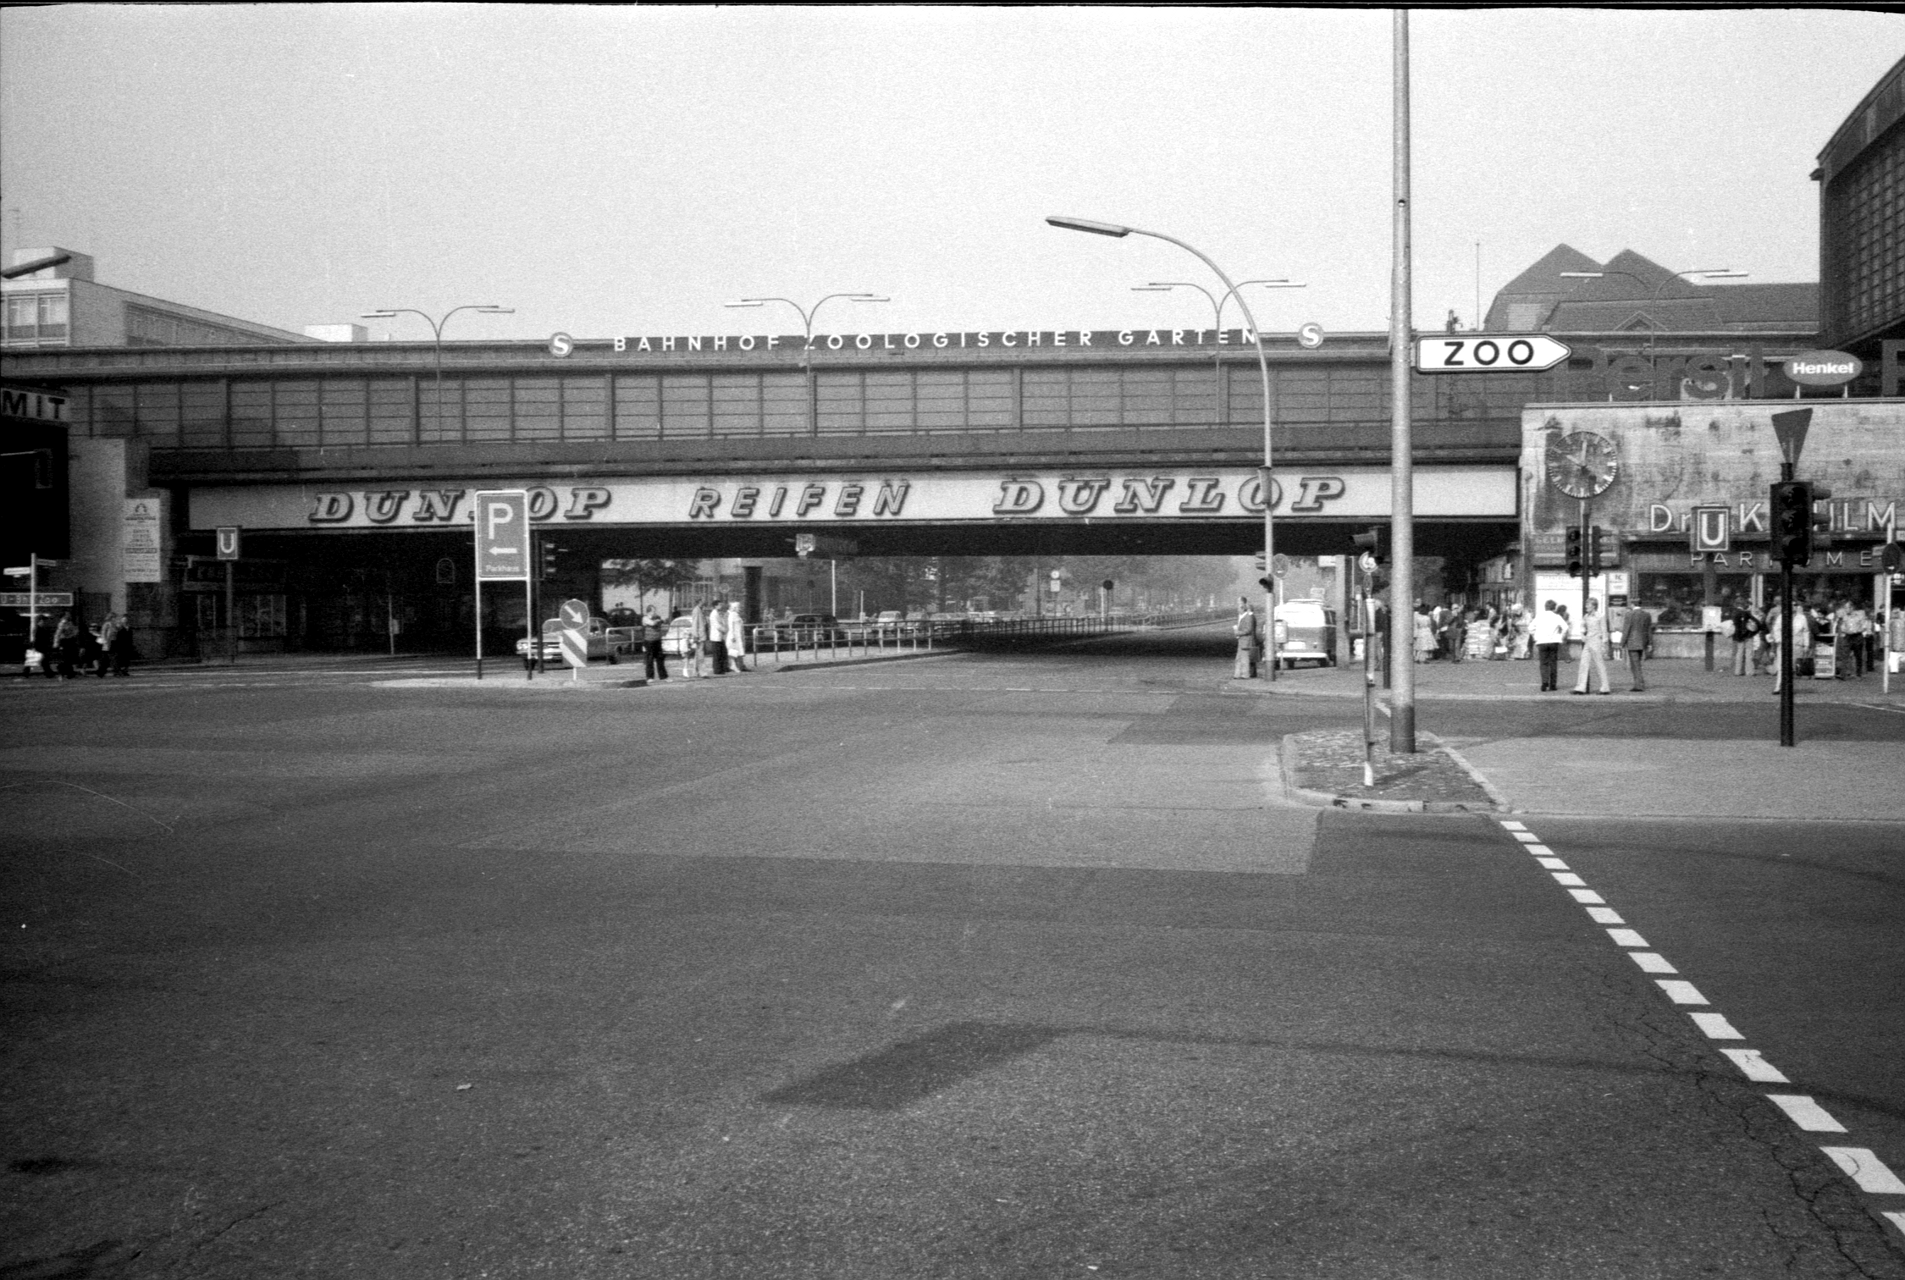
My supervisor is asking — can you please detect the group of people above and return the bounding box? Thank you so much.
[1409,602,1528,664]
[634,598,749,682]
[1727,595,1883,690]
[1536,597,1655,694]
[22,611,135,680]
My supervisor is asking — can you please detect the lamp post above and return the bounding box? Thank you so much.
[1131,279,1305,421]
[723,293,889,434]
[1048,215,1281,681]
[360,305,516,440]
[1556,268,1746,354]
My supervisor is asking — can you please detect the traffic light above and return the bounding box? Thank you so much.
[1772,481,1813,565]
[1588,525,1607,571]
[1564,524,1585,578]
[1811,485,1834,554]
[1351,527,1384,560]
[540,541,560,580]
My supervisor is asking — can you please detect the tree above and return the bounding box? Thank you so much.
[601,558,700,604]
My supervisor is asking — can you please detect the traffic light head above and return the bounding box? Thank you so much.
[1588,525,1607,570]
[1351,527,1384,558]
[1771,481,1813,565]
[540,542,561,579]
[1564,525,1585,578]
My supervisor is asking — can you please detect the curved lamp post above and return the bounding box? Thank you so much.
[724,293,889,435]
[1048,215,1281,680]
[1132,279,1305,421]
[1556,268,1746,354]
[361,305,515,439]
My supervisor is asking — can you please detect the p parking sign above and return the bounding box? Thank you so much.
[475,491,530,581]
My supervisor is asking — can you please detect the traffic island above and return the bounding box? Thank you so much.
[1280,729,1504,813]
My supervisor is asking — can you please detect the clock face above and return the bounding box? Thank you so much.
[1545,431,1619,498]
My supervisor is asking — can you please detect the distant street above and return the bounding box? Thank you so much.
[4,629,1903,1279]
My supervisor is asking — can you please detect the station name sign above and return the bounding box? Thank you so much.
[190,467,1514,531]
[571,329,1259,355]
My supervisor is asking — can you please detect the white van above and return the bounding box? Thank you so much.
[1272,600,1338,668]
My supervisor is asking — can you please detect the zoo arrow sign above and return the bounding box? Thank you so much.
[1414,334,1571,374]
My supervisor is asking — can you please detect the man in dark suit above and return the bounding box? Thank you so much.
[1618,604,1655,691]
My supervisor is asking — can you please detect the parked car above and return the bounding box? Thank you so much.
[517,616,620,664]
[766,613,844,643]
[1272,600,1338,668]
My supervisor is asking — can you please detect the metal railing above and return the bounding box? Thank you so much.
[743,610,1230,665]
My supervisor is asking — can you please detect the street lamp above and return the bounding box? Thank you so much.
[1556,268,1747,353]
[723,293,889,434]
[1132,279,1306,420]
[360,305,515,440]
[1048,214,1282,681]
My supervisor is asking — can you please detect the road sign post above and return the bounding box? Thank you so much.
[558,597,589,682]
[216,527,241,666]
[1412,334,1571,374]
[473,490,531,681]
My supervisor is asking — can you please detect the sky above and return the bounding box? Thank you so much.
[2,6,1899,345]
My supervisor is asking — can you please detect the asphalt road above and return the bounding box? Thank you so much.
[4,632,1902,1278]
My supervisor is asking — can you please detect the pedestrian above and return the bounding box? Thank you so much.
[1616,602,1654,691]
[684,602,706,678]
[1448,609,1468,663]
[707,598,729,674]
[1841,599,1871,678]
[725,599,748,673]
[1533,600,1568,691]
[1412,602,1435,664]
[51,612,80,680]
[94,614,120,678]
[1770,597,1811,695]
[1233,596,1258,678]
[641,606,669,680]
[1571,598,1613,695]
[1509,605,1532,660]
[108,613,135,677]
[1727,603,1760,676]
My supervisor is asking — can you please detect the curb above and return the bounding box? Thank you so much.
[1277,732,1504,815]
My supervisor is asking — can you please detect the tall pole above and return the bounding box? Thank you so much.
[1387,10,1417,752]
[1779,458,1796,748]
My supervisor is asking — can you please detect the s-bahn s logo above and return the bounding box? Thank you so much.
[549,332,574,358]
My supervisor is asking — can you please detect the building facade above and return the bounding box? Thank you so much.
[1817,54,1905,379]
[2,247,307,350]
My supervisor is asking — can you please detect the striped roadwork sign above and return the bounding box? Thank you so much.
[560,627,588,669]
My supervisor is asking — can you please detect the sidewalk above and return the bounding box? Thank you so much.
[1258,655,1905,822]
[373,644,952,689]
[1235,651,1905,707]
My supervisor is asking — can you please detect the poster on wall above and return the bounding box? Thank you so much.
[123,496,164,583]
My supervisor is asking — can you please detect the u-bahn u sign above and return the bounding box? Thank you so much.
[190,467,1514,532]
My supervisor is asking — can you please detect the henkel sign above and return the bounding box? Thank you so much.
[192,467,1516,531]
[1781,350,1862,387]
[474,490,530,581]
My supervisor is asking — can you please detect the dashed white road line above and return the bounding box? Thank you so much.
[1496,814,1905,1240]
[1766,1094,1849,1133]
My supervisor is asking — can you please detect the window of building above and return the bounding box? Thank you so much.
[3,292,68,343]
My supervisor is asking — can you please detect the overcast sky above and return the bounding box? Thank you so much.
[2,6,1899,344]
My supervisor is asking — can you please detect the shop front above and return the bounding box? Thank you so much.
[1519,400,1905,659]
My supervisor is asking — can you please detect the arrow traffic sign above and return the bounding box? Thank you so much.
[1413,334,1571,374]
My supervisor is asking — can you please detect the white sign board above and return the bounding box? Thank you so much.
[192,466,1517,531]
[1414,334,1571,374]
[473,490,530,582]
[123,497,164,583]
